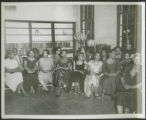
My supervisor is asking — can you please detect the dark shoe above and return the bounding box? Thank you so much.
[23,93,29,97]
[111,95,115,101]
[56,94,60,97]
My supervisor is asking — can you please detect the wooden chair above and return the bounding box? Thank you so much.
[38,82,54,92]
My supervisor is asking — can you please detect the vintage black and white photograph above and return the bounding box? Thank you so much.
[1,2,145,119]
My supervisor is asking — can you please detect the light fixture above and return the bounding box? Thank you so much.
[87,39,95,47]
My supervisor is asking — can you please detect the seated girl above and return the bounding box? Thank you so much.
[84,52,103,98]
[38,49,54,91]
[5,50,27,96]
[54,50,72,97]
[24,50,39,94]
[68,53,86,95]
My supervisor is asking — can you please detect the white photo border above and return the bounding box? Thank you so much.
[1,1,145,119]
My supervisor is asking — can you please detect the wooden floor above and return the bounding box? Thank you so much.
[5,90,116,115]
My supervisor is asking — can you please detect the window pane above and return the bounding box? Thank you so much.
[122,14,128,25]
[6,29,29,34]
[5,22,29,44]
[6,36,29,43]
[32,42,52,49]
[32,36,52,42]
[82,21,85,29]
[32,29,51,35]
[5,43,30,51]
[123,6,129,13]
[55,36,73,41]
[128,13,136,25]
[31,23,51,28]
[120,14,123,25]
[5,22,28,28]
[56,41,73,48]
[55,23,73,28]
[120,26,123,36]
[55,29,73,34]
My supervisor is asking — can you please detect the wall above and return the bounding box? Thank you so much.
[4,4,118,48]
[94,5,117,48]
[4,5,80,32]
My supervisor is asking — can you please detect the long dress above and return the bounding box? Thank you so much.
[5,58,23,92]
[53,54,61,66]
[24,58,39,92]
[68,60,85,93]
[84,60,103,97]
[14,55,21,64]
[54,57,71,88]
[116,64,142,112]
[38,57,54,86]
[102,60,120,95]
[52,55,60,87]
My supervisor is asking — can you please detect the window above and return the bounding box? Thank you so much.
[5,20,76,57]
[5,21,29,50]
[31,23,52,50]
[117,5,137,49]
[80,5,94,39]
[54,23,73,49]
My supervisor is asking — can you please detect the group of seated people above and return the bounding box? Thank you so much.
[5,46,142,114]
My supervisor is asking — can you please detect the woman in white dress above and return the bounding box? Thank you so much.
[38,49,54,91]
[12,48,22,65]
[5,51,27,96]
[84,52,103,98]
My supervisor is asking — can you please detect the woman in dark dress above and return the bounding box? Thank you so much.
[102,49,121,99]
[24,50,39,94]
[101,48,108,62]
[55,50,72,97]
[68,53,86,94]
[53,47,61,88]
[120,51,133,73]
[115,46,122,61]
[116,53,142,114]
[32,48,40,61]
[53,47,61,66]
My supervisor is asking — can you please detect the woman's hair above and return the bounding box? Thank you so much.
[101,48,107,52]
[101,48,107,57]
[27,49,34,57]
[32,48,39,54]
[57,47,61,51]
[122,50,131,58]
[115,46,121,50]
[59,50,66,57]
[77,52,84,61]
[12,48,18,53]
[92,52,101,60]
[43,49,49,55]
[54,47,61,54]
[5,50,12,58]
[107,48,115,58]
